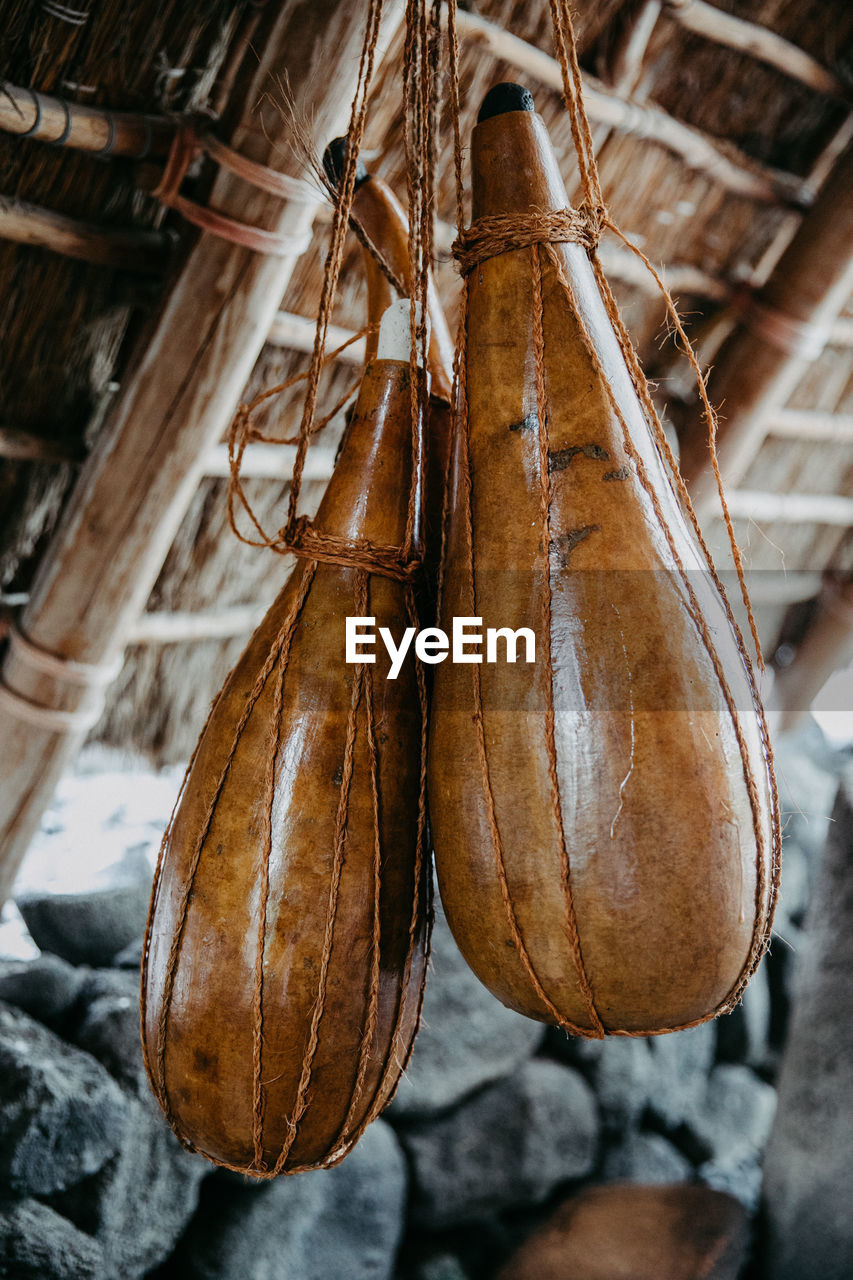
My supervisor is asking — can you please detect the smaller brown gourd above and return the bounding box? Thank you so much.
[141,298,431,1175]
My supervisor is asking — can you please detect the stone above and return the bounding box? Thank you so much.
[112,937,144,970]
[53,1092,206,1280]
[16,882,150,968]
[544,1026,604,1072]
[646,1023,715,1131]
[495,1184,750,1280]
[763,770,853,1280]
[715,963,771,1069]
[389,904,543,1118]
[592,1035,652,1132]
[691,1065,776,1165]
[765,925,801,1056]
[399,1059,599,1228]
[69,968,147,1094]
[412,1255,470,1280]
[0,1001,128,1196]
[174,1119,407,1280]
[602,1131,692,1185]
[0,1198,105,1279]
[0,954,87,1031]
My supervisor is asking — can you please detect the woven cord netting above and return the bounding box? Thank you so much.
[140,0,439,1174]
[440,0,781,1036]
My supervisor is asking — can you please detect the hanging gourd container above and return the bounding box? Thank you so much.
[428,84,780,1038]
[142,296,431,1174]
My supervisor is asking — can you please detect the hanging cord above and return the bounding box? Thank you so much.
[549,0,763,674]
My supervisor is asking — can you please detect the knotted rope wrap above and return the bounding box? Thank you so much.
[0,624,122,733]
[153,121,316,256]
[440,0,781,1035]
[452,205,603,274]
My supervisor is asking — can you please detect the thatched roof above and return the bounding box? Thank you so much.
[2,0,853,763]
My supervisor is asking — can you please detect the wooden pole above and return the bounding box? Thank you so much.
[677,137,853,513]
[0,80,172,158]
[662,0,847,99]
[0,0,405,907]
[770,578,853,734]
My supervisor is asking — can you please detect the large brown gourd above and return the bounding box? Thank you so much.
[142,299,431,1174]
[429,85,780,1037]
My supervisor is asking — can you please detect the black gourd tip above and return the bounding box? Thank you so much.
[322,137,370,189]
[477,82,535,122]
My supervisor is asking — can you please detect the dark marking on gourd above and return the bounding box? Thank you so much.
[549,442,609,473]
[509,412,538,433]
[332,765,344,786]
[550,525,601,566]
[603,465,631,482]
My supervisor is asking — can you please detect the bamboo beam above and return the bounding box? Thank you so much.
[597,242,730,300]
[662,0,848,100]
[596,0,662,93]
[771,578,853,734]
[0,80,172,158]
[724,490,853,527]
[0,0,406,907]
[266,311,365,362]
[0,199,172,271]
[205,443,338,481]
[0,427,86,464]
[678,136,853,512]
[130,606,266,645]
[831,317,853,346]
[766,410,853,444]
[453,8,809,207]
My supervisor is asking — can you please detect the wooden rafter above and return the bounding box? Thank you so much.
[662,0,848,100]
[678,136,853,512]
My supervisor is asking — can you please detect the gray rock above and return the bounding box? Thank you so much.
[69,968,146,1094]
[593,1036,652,1132]
[698,1152,764,1214]
[646,1022,715,1130]
[774,837,810,931]
[602,1130,692,1185]
[692,1064,776,1161]
[400,1059,599,1228]
[544,1027,604,1071]
[715,962,772,1070]
[112,937,144,970]
[764,770,853,1279]
[412,1255,470,1280]
[0,1002,128,1196]
[773,729,841,861]
[765,925,801,1052]
[0,954,86,1030]
[688,1065,776,1211]
[0,1198,105,1279]
[389,905,543,1119]
[175,1119,406,1280]
[53,1093,206,1280]
[16,882,150,968]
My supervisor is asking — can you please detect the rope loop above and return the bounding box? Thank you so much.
[279,514,423,583]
